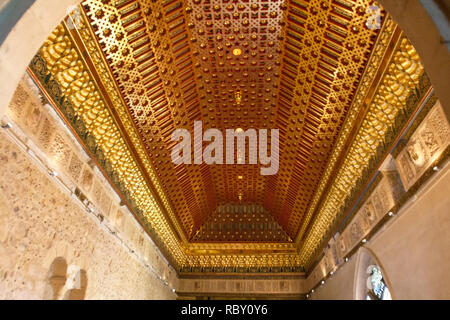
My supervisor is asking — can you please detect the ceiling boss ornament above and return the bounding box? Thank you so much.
[235,89,242,105]
[26,0,429,274]
[233,48,243,56]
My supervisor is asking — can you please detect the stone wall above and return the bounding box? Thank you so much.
[0,76,177,299]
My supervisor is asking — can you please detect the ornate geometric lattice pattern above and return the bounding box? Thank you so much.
[81,0,383,241]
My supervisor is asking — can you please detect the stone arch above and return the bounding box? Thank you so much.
[0,0,78,118]
[353,247,395,300]
[0,1,448,118]
[62,268,88,300]
[43,257,68,300]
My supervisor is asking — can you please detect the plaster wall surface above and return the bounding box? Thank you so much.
[309,160,450,300]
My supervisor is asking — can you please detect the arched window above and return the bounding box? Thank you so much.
[354,249,394,300]
[365,265,392,300]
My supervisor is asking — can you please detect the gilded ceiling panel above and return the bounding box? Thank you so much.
[80,0,384,241]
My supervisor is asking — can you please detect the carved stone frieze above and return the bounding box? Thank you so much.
[395,101,450,191]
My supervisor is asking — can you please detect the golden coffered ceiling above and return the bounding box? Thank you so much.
[27,0,429,273]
